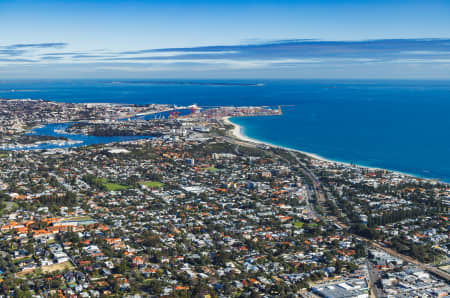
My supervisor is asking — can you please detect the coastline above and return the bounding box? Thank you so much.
[223,116,442,183]
[223,116,330,163]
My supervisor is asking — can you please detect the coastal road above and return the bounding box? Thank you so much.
[224,128,450,282]
[223,133,323,221]
[305,186,320,219]
[287,151,329,222]
[287,150,450,282]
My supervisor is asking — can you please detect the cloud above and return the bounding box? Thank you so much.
[0,58,36,62]
[401,50,450,56]
[1,38,450,78]
[132,38,450,57]
[117,50,238,58]
[0,49,27,56]
[41,56,64,61]
[94,66,175,72]
[43,52,86,56]
[100,38,450,68]
[71,54,115,59]
[5,38,450,64]
[88,58,321,73]
[392,58,450,64]
[119,48,236,55]
[5,42,68,49]
[92,58,321,69]
[0,43,69,59]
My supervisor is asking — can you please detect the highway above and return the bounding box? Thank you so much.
[287,151,349,228]
[224,132,450,283]
[287,150,450,284]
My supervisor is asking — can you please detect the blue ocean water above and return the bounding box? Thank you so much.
[0,79,449,182]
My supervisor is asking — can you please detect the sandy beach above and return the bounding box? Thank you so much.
[225,117,347,160]
[222,116,428,181]
[223,116,343,164]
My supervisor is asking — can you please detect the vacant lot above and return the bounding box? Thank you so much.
[41,261,74,273]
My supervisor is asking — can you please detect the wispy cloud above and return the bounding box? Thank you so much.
[0,58,36,62]
[392,58,450,63]
[112,39,450,64]
[1,39,450,78]
[133,38,450,58]
[401,50,450,56]
[0,49,27,56]
[41,56,64,61]
[43,52,86,56]
[5,42,67,49]
[4,38,450,63]
[0,43,68,60]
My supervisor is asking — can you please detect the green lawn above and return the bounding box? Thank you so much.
[94,178,130,191]
[14,256,32,264]
[307,223,318,228]
[205,167,220,172]
[140,181,164,188]
[104,183,130,191]
[292,222,304,228]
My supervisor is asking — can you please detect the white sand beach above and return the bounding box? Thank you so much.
[223,116,341,163]
[222,116,425,181]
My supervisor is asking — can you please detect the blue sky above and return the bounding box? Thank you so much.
[0,0,449,78]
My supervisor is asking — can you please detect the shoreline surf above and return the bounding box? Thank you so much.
[224,116,445,184]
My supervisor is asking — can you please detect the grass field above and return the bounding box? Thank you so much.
[94,178,131,191]
[292,222,304,228]
[14,256,32,264]
[104,183,130,191]
[139,181,164,188]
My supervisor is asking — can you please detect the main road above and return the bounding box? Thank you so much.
[286,150,450,282]
[223,132,450,282]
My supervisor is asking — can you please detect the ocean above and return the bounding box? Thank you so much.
[0,79,449,182]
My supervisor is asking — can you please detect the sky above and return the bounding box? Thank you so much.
[0,0,450,79]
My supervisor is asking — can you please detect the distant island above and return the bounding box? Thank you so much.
[109,80,264,87]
